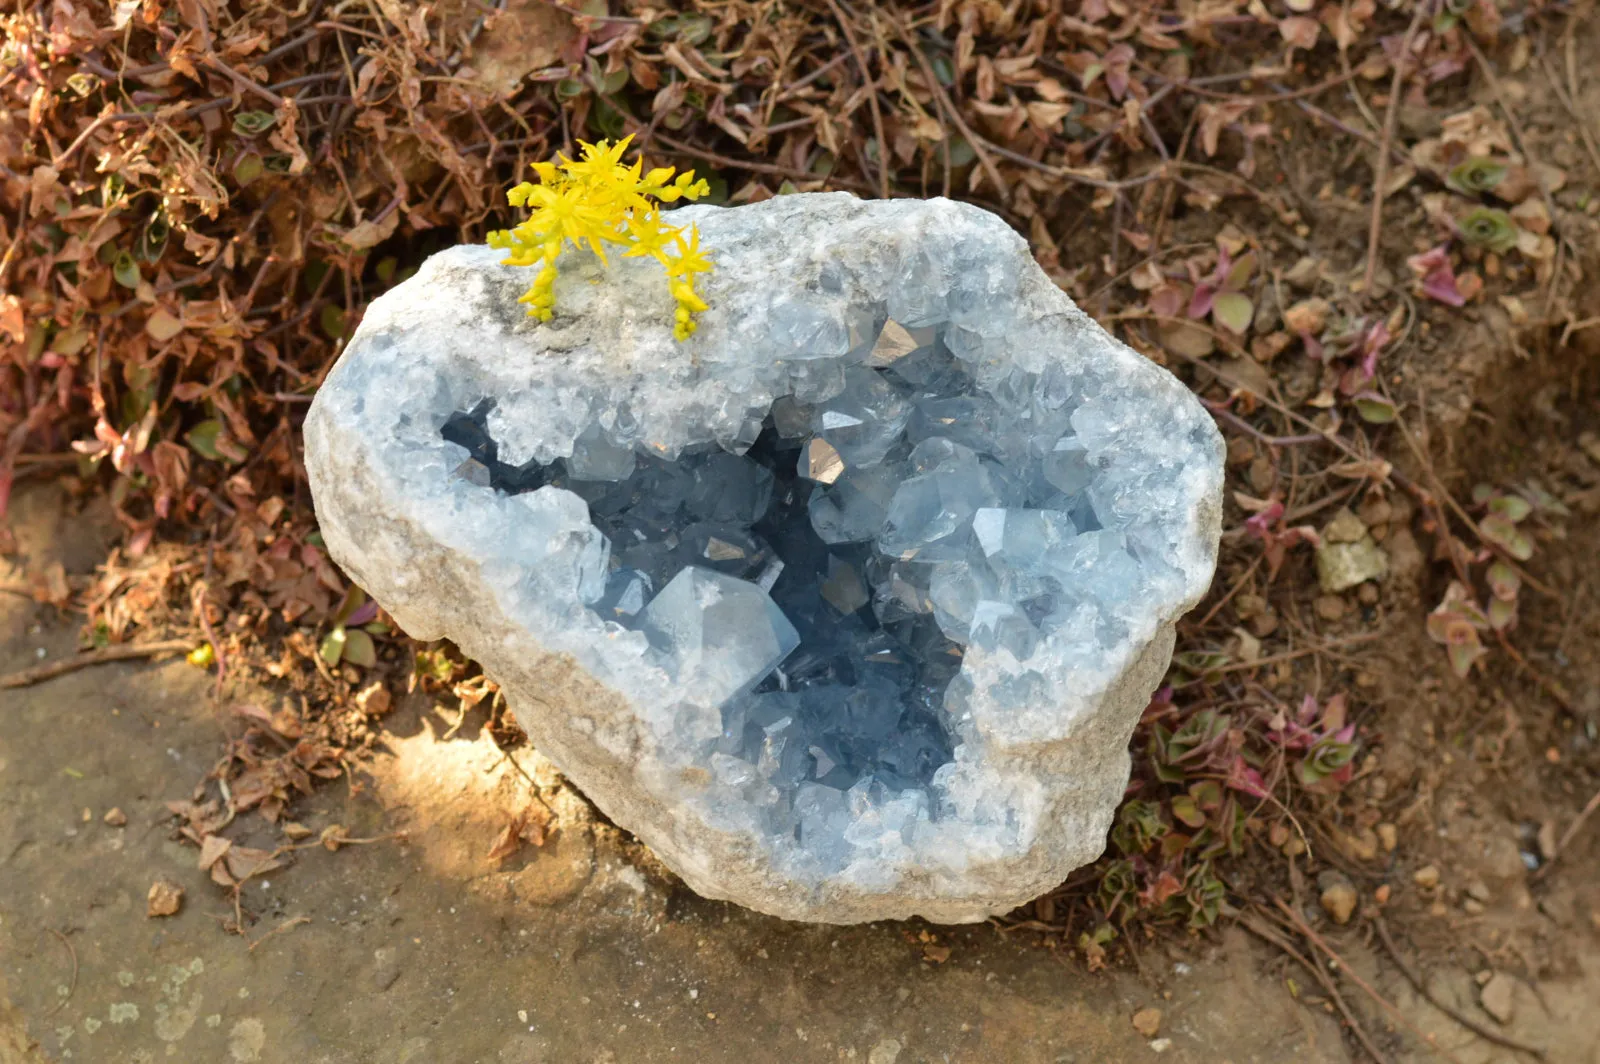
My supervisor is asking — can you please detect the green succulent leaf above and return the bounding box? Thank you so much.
[112,250,141,290]
[1487,494,1532,522]
[1458,207,1519,254]
[1351,392,1397,423]
[341,628,377,668]
[185,419,224,460]
[1446,157,1508,195]
[231,110,277,136]
[1212,291,1254,335]
[319,626,347,666]
[1171,795,1207,829]
[1480,512,1535,560]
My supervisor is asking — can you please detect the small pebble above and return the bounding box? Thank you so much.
[1413,864,1440,889]
[1376,822,1397,852]
[1479,972,1516,1025]
[103,807,127,827]
[1317,872,1358,925]
[1314,594,1347,621]
[1131,1007,1162,1038]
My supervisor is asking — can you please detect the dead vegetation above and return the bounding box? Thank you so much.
[3,2,1600,1054]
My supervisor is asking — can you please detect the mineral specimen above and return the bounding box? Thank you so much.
[304,193,1224,923]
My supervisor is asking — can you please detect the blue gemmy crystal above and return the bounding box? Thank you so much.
[435,315,1128,822]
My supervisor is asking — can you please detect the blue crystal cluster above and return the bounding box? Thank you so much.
[439,314,1132,830]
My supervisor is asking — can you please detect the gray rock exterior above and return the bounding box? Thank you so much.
[304,193,1224,923]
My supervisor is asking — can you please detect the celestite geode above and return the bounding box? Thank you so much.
[304,193,1223,923]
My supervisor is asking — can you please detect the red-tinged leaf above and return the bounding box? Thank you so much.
[1486,560,1521,600]
[1407,245,1467,306]
[1139,869,1184,907]
[1147,283,1188,319]
[1225,756,1271,798]
[1359,319,1391,378]
[1188,283,1217,320]
[1448,638,1487,678]
[345,599,379,627]
[331,585,365,625]
[1244,500,1285,540]
[1212,292,1254,334]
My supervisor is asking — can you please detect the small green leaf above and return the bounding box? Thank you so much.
[1171,795,1206,829]
[319,627,348,666]
[1486,560,1521,601]
[1190,780,1224,810]
[1446,157,1508,195]
[1488,494,1532,522]
[320,303,347,340]
[1458,206,1519,254]
[374,256,398,285]
[185,419,224,460]
[1517,481,1571,517]
[113,250,141,289]
[1447,637,1486,678]
[137,213,170,262]
[233,152,264,186]
[555,78,586,99]
[1488,596,1517,630]
[1211,291,1254,334]
[776,180,800,196]
[945,137,977,167]
[1351,392,1398,423]
[1224,250,1257,292]
[264,153,294,173]
[232,110,277,136]
[341,628,377,668]
[1480,513,1534,560]
[1173,650,1230,679]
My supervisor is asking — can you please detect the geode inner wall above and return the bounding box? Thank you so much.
[304,193,1224,924]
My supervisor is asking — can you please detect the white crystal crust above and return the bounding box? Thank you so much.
[304,193,1223,923]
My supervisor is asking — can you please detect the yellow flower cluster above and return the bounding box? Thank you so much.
[486,135,713,341]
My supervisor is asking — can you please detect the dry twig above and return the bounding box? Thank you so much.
[1371,913,1547,1059]
[1,640,193,690]
[1363,4,1427,295]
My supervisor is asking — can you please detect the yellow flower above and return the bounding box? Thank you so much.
[487,137,714,340]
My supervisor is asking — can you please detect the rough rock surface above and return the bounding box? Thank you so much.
[304,193,1223,923]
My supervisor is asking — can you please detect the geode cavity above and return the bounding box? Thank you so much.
[304,193,1224,923]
